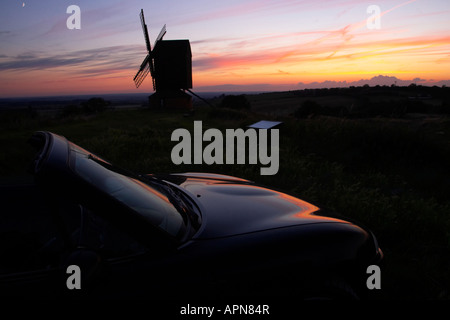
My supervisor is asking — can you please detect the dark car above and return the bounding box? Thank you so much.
[0,131,382,300]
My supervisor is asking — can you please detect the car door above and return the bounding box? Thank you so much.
[0,185,71,298]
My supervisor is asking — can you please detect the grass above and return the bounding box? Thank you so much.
[1,99,449,299]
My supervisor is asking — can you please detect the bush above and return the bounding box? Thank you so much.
[294,100,322,118]
[219,95,251,110]
[61,104,80,117]
[81,97,110,114]
[208,107,248,121]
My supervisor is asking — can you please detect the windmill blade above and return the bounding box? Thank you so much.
[133,55,151,88]
[153,24,166,48]
[133,65,150,88]
[140,9,152,53]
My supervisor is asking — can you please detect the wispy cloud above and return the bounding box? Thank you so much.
[190,0,448,83]
[190,0,429,73]
[43,1,137,36]
[0,45,142,73]
[193,33,450,72]
[177,0,279,25]
[2,0,449,97]
[176,0,365,26]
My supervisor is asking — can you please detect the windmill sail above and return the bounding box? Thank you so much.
[134,9,155,89]
[140,9,151,53]
[154,24,166,49]
[133,55,151,88]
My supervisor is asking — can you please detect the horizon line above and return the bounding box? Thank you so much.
[1,83,449,100]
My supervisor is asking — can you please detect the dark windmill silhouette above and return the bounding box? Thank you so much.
[134,9,193,110]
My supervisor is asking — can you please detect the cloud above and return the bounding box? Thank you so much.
[196,75,450,92]
[176,0,376,26]
[195,83,295,92]
[191,32,450,74]
[43,1,138,38]
[0,45,142,74]
[297,75,448,89]
[186,0,444,73]
[177,0,292,25]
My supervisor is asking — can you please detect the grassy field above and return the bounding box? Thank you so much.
[1,91,449,300]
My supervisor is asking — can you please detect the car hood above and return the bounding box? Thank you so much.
[150,172,349,239]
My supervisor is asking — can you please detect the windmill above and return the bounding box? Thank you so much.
[134,9,193,110]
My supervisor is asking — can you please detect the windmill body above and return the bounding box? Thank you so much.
[134,9,193,110]
[153,40,192,92]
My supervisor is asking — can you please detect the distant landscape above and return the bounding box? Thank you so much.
[1,84,450,300]
[2,83,449,116]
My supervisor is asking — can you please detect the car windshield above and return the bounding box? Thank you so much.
[69,144,186,239]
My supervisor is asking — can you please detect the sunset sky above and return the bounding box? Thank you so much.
[0,0,449,97]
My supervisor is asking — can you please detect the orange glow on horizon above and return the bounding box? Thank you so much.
[2,35,449,96]
[1,0,449,97]
[2,36,450,97]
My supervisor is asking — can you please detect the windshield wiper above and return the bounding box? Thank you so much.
[164,184,189,223]
[140,175,201,229]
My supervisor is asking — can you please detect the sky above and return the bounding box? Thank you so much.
[0,0,449,97]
